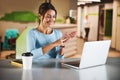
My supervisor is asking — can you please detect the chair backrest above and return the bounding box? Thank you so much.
[16,26,35,59]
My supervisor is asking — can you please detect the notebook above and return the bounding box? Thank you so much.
[62,40,111,69]
[11,60,22,67]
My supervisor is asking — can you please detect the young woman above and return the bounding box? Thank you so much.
[26,2,75,60]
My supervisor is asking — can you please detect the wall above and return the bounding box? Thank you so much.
[112,0,120,51]
[0,0,70,19]
[77,5,99,41]
[116,6,120,51]
[52,0,70,20]
[0,0,44,17]
[70,0,77,10]
[87,5,99,41]
[77,7,82,37]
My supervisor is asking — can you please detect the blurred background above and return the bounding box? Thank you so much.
[0,0,120,59]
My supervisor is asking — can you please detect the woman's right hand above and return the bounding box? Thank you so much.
[62,31,76,43]
[53,31,76,47]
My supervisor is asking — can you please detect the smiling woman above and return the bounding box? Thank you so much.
[26,2,76,60]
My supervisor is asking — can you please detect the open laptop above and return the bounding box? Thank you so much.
[62,40,111,69]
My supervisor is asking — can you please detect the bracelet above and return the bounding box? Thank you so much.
[60,45,65,48]
[60,54,64,56]
[60,39,65,48]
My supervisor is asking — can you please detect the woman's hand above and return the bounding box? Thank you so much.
[52,39,65,55]
[62,31,76,43]
[53,39,64,47]
[53,31,76,47]
[58,31,76,56]
[52,31,76,55]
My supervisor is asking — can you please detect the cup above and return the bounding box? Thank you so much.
[22,52,33,69]
[22,70,33,80]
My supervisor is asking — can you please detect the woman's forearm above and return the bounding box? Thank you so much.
[42,42,56,54]
[42,39,62,54]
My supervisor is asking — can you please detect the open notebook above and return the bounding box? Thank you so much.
[62,40,111,69]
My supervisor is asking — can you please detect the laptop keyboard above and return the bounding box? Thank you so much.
[64,60,80,67]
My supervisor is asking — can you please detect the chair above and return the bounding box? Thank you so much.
[16,26,34,59]
[3,29,19,50]
[8,38,16,50]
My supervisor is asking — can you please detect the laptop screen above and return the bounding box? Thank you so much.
[62,40,111,69]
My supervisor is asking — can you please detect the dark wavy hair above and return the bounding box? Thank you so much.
[38,2,57,24]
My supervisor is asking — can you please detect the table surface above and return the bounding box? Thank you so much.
[0,58,120,80]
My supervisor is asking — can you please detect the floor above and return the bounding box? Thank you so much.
[0,37,120,59]
[69,37,120,58]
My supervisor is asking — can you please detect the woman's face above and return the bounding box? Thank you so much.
[40,9,56,28]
